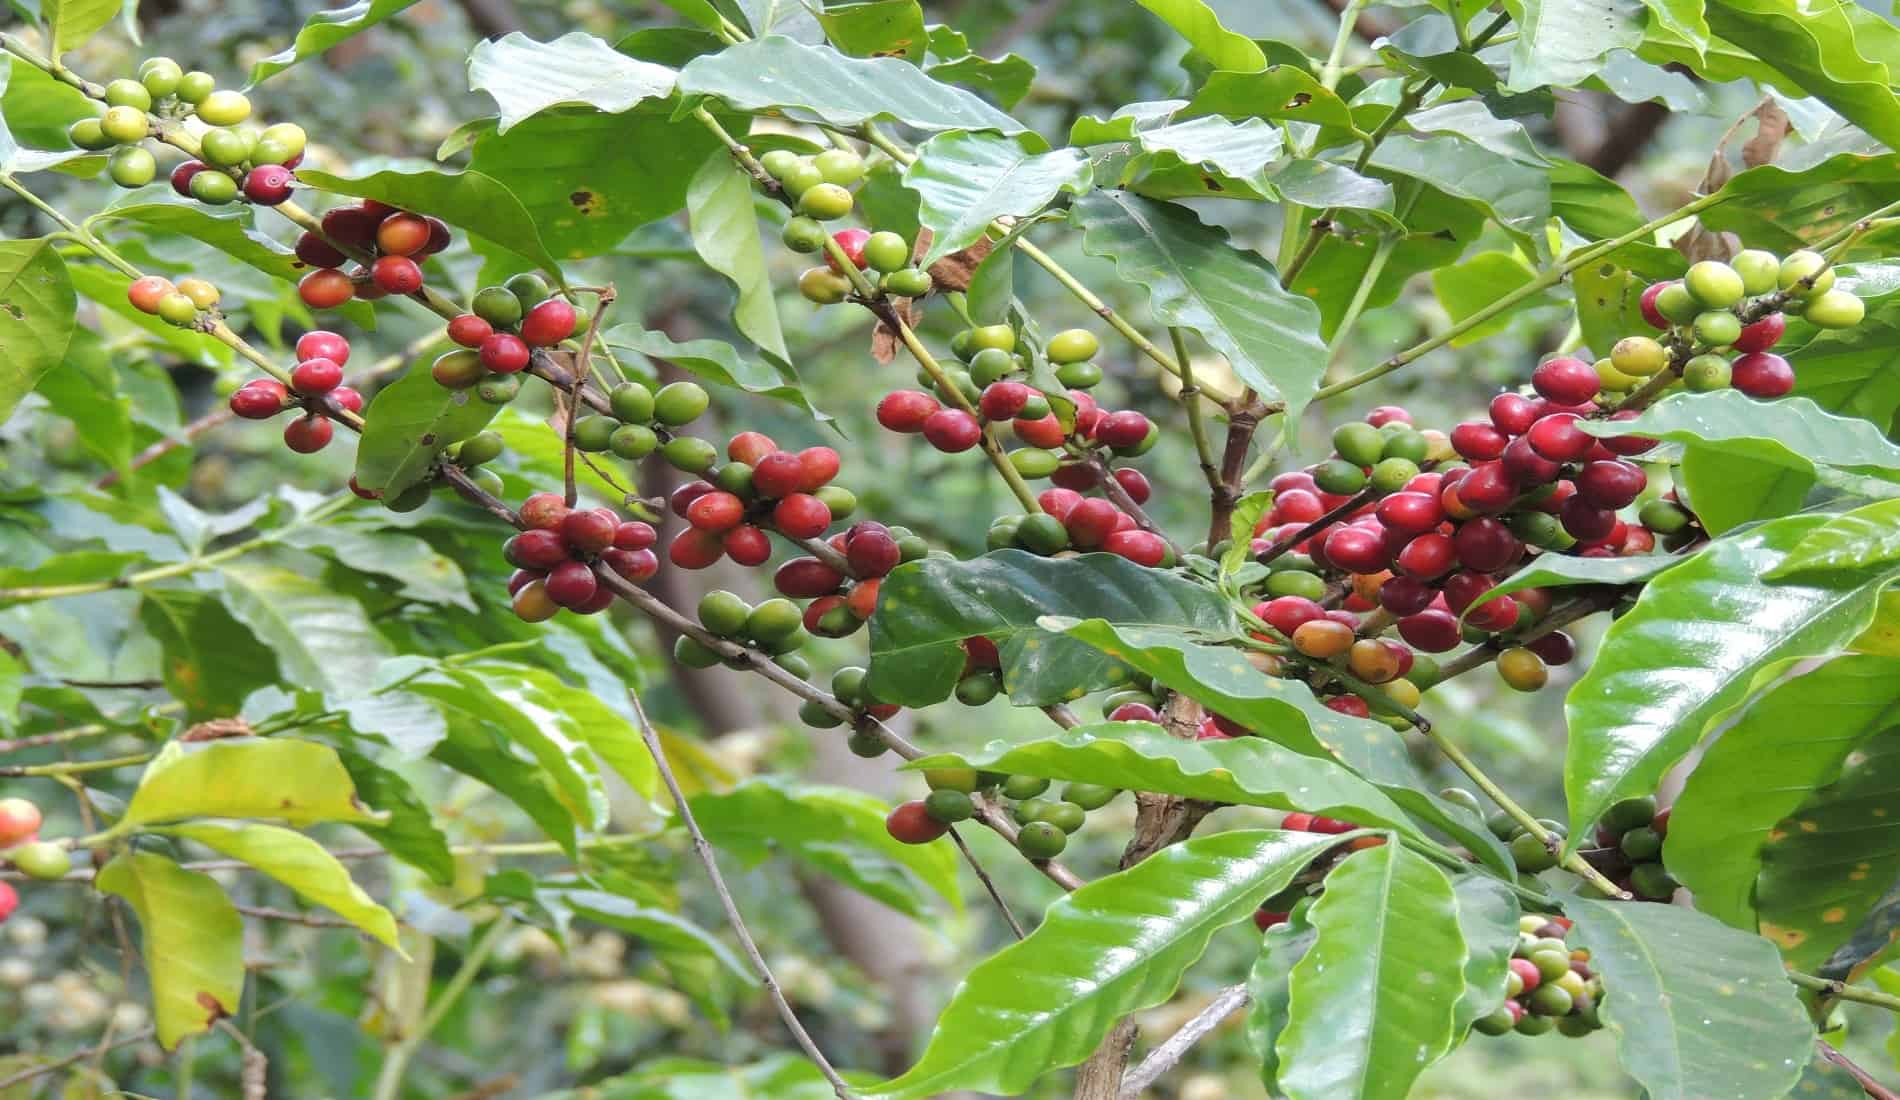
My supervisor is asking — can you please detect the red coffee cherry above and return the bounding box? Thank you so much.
[1466,594,1519,632]
[299,268,355,309]
[670,527,727,569]
[1259,595,1325,636]
[878,390,940,432]
[480,332,531,373]
[171,160,208,198]
[1375,491,1442,535]
[614,521,657,550]
[1452,517,1521,573]
[1733,313,1785,353]
[601,547,659,582]
[979,381,1032,421]
[330,384,364,412]
[686,491,746,532]
[1322,524,1388,573]
[1378,574,1434,615]
[447,314,493,348]
[295,231,348,269]
[1489,392,1538,436]
[243,164,294,205]
[321,205,384,251]
[773,493,832,538]
[545,560,599,608]
[775,557,846,598]
[127,275,175,313]
[847,528,902,577]
[1561,496,1619,541]
[1366,405,1412,427]
[797,446,840,490]
[1397,609,1461,652]
[561,508,619,555]
[1324,696,1371,718]
[1450,421,1508,461]
[1394,531,1455,579]
[1577,459,1646,509]
[376,213,432,256]
[723,524,772,566]
[827,228,870,273]
[229,379,291,419]
[1531,357,1600,405]
[519,491,571,531]
[1014,414,1067,448]
[923,409,982,453]
[1441,571,1494,614]
[752,451,807,499]
[1639,281,1671,329]
[283,415,334,454]
[1095,410,1151,449]
[887,800,950,844]
[728,431,777,465]
[372,254,423,294]
[1732,352,1794,398]
[419,216,453,256]
[1526,413,1594,462]
[1113,468,1152,505]
[521,299,578,347]
[507,528,569,570]
[1527,630,1576,666]
[1110,701,1160,723]
[1501,435,1562,486]
[290,357,343,395]
[1065,498,1122,550]
[1456,462,1518,511]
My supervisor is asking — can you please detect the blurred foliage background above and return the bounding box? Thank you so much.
[1,0,1894,1096]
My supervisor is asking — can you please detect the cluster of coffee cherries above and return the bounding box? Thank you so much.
[1626,250,1865,399]
[430,274,582,399]
[1579,795,1676,901]
[296,201,455,310]
[664,432,852,569]
[504,492,659,620]
[751,148,934,304]
[124,271,222,330]
[675,587,811,668]
[64,55,299,205]
[1480,806,1580,876]
[1471,915,1605,1039]
[1251,815,1386,931]
[223,330,364,454]
[886,764,1121,861]
[0,798,72,923]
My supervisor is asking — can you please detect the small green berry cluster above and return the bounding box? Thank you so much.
[753,147,934,303]
[1581,796,1677,901]
[676,588,814,675]
[885,765,1120,861]
[1471,915,1605,1039]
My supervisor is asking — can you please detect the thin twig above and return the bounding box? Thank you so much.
[1791,972,1900,1015]
[1818,1039,1900,1100]
[234,904,367,929]
[0,1027,155,1091]
[1117,983,1251,1098]
[626,686,859,1100]
[950,826,1027,940]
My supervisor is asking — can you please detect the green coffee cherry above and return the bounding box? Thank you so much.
[100,106,148,144]
[431,349,485,389]
[1062,783,1117,810]
[955,672,999,706]
[1509,831,1557,872]
[968,347,1016,386]
[653,381,710,425]
[1638,498,1692,534]
[175,71,216,104]
[796,183,854,220]
[155,291,199,326]
[473,285,525,327]
[1015,512,1070,554]
[105,78,153,111]
[781,216,828,253]
[477,374,521,404]
[608,424,657,460]
[1731,248,1780,295]
[924,788,974,823]
[1611,335,1668,376]
[800,699,845,729]
[506,272,552,309]
[759,149,801,179]
[138,57,184,99]
[863,231,910,273]
[1313,459,1366,495]
[697,590,752,636]
[817,485,858,519]
[1010,448,1061,478]
[1369,457,1419,494]
[1778,250,1834,298]
[661,435,718,473]
[781,161,824,197]
[969,324,1016,353]
[1041,800,1087,833]
[1046,328,1100,364]
[1332,421,1385,466]
[107,145,156,187]
[1595,357,1638,392]
[1654,282,1701,324]
[1001,774,1049,799]
[200,127,251,167]
[458,431,504,466]
[883,267,932,297]
[1017,821,1066,859]
[813,148,865,185]
[66,117,112,151]
[188,170,238,204]
[1055,361,1102,388]
[1683,353,1731,391]
[798,268,852,304]
[573,415,618,452]
[1692,310,1741,346]
[196,90,252,127]
[1684,260,1744,309]
[1804,288,1864,329]
[1380,428,1429,464]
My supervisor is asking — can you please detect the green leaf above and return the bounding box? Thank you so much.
[0,58,95,173]
[210,562,393,697]
[1430,250,1555,345]
[295,165,561,276]
[1783,264,1900,428]
[1697,154,1900,255]
[0,650,19,733]
[926,53,1035,110]
[905,131,1091,266]
[168,822,399,948]
[686,152,789,364]
[95,851,242,1049]
[908,722,1423,837]
[1070,191,1327,422]
[44,0,121,57]
[1366,131,1550,242]
[1117,115,1287,201]
[467,32,676,132]
[1247,909,1317,1091]
[651,0,724,31]
[246,0,421,87]
[1449,874,1520,1034]
[1133,0,1266,71]
[1182,67,1359,136]
[689,778,959,919]
[430,709,580,853]
[0,550,142,609]
[866,549,1233,707]
[349,351,503,498]
[120,738,375,830]
[1464,549,1687,622]
[337,748,454,885]
[1702,0,1900,152]
[1565,898,1815,1100]
[1562,514,1900,849]
[455,659,657,800]
[1505,0,1644,91]
[862,829,1335,1099]
[1573,240,1685,358]
[280,517,475,610]
[0,237,75,427]
[1769,499,1900,578]
[816,0,927,60]
[139,588,279,719]
[561,889,750,983]
[1275,843,1465,1100]
[603,326,821,418]
[678,36,1026,135]
[1666,657,1900,930]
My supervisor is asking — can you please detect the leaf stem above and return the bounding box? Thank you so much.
[0,752,153,779]
[370,918,511,1100]
[1319,0,1366,91]
[1790,972,1900,1014]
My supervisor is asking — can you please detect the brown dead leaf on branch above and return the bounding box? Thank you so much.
[870,228,995,362]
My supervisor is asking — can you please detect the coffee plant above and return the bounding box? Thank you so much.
[6,0,1900,1096]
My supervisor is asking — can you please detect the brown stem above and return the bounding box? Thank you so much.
[950,826,1027,940]
[1206,404,1265,547]
[1117,982,1251,1098]
[1819,1040,1900,1100]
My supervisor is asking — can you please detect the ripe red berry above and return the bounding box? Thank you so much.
[723,524,772,566]
[229,379,290,419]
[773,493,832,538]
[752,451,807,499]
[847,528,902,577]
[171,160,207,198]
[797,446,841,490]
[1065,498,1122,550]
[979,381,1032,421]
[614,521,657,551]
[508,568,545,595]
[1260,595,1325,636]
[1324,696,1371,718]
[1577,459,1646,509]
[877,390,941,433]
[1450,421,1508,461]
[243,164,294,205]
[1457,462,1518,511]
[1114,468,1152,505]
[1014,414,1067,448]
[1452,517,1521,573]
[372,254,423,295]
[1561,496,1619,541]
[1110,701,1160,723]
[1378,575,1434,615]
[1734,313,1785,353]
[686,490,746,532]
[1395,532,1455,579]
[1366,405,1411,427]
[1640,282,1671,330]
[1532,357,1600,405]
[1398,609,1461,652]
[727,431,777,465]
[1441,571,1494,614]
[887,800,950,844]
[0,880,16,923]
[1050,463,1098,492]
[827,228,870,273]
[670,527,727,569]
[294,231,349,269]
[1376,491,1442,536]
[1732,352,1794,397]
[1466,594,1519,632]
[521,299,578,347]
[545,560,598,608]
[562,508,619,554]
[1526,413,1594,462]
[1322,524,1388,573]
[1095,410,1151,449]
[1527,630,1576,665]
[283,415,333,454]
[520,491,571,531]
[479,332,530,374]
[775,557,845,598]
[1489,392,1538,436]
[923,409,982,453]
[299,268,355,309]
[420,216,453,256]
[601,547,659,582]
[447,314,493,348]
[507,528,569,569]
[327,381,361,409]
[376,213,431,256]
[322,205,384,251]
[290,357,343,395]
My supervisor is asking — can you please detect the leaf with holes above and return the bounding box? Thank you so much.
[1563,514,1900,851]
[1696,153,1900,255]
[167,822,400,948]
[1276,842,1466,1100]
[1507,0,1645,91]
[1071,191,1327,422]
[1565,898,1815,1100]
[862,830,1336,1098]
[95,851,242,1049]
[905,131,1091,266]
[866,550,1233,708]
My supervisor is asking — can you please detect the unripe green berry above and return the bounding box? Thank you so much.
[175,71,216,104]
[1041,800,1087,833]
[1611,335,1668,376]
[1379,428,1429,464]
[798,267,852,304]
[155,291,198,326]
[1332,421,1385,466]
[882,267,932,297]
[780,161,824,197]
[1001,773,1049,799]
[653,381,710,425]
[431,349,485,389]
[1369,457,1419,494]
[138,57,183,98]
[781,216,828,254]
[969,324,1016,353]
[1684,260,1744,308]
[1731,248,1780,295]
[661,435,718,473]
[105,78,152,111]
[606,424,655,460]
[609,381,655,422]
[1510,831,1557,872]
[458,431,504,466]
[1692,310,1741,347]
[473,286,524,327]
[955,672,999,706]
[200,127,251,167]
[108,145,156,187]
[819,486,860,521]
[759,149,801,179]
[1313,458,1366,495]
[1638,498,1692,534]
[66,117,112,150]
[1266,569,1326,600]
[924,788,974,823]
[1046,328,1100,364]
[1017,820,1066,859]
[1654,281,1701,324]
[863,230,909,273]
[573,415,618,452]
[1779,250,1834,298]
[801,699,845,729]
[697,589,751,637]
[10,841,70,880]
[477,374,521,404]
[100,106,148,144]
[1804,288,1864,329]
[1015,512,1070,554]
[968,346,1016,386]
[1062,783,1117,810]
[1595,357,1637,392]
[796,182,854,220]
[813,148,865,185]
[1055,361,1102,388]
[1009,448,1061,478]
[713,462,754,497]
[195,89,252,127]
[1682,353,1731,391]
[505,273,552,310]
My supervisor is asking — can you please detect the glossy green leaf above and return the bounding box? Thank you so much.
[603,326,821,418]
[863,829,1335,1098]
[905,131,1091,266]
[1182,67,1358,135]
[1769,499,1900,578]
[296,165,561,276]
[1276,843,1466,1100]
[139,588,279,719]
[210,563,393,697]
[1506,0,1644,90]
[1703,0,1900,151]
[337,748,454,885]
[1071,191,1327,421]
[1247,908,1317,1091]
[0,237,75,427]
[559,889,750,983]
[1464,549,1688,622]
[120,738,375,830]
[246,0,421,87]
[1563,514,1900,849]
[0,59,97,174]
[429,707,580,853]
[93,193,333,287]
[349,351,503,498]
[0,551,141,609]
[651,0,723,31]
[168,822,399,948]
[44,0,121,57]
[1697,154,1900,255]
[689,778,959,918]
[454,659,657,800]
[1449,874,1520,1034]
[1565,898,1815,1100]
[1119,115,1289,201]
[467,32,676,132]
[1053,620,1516,878]
[1379,14,1500,92]
[907,722,1422,836]
[1430,250,1554,345]
[1133,0,1266,71]
[866,549,1233,707]
[926,53,1035,110]
[95,851,242,1049]
[686,152,789,364]
[816,0,927,60]
[678,36,1026,134]
[1367,131,1550,241]
[1666,656,1900,929]
[280,518,475,610]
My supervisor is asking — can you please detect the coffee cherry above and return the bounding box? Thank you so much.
[539,560,596,609]
[1532,357,1599,405]
[1489,393,1538,436]
[1292,618,1354,659]
[661,436,718,474]
[240,164,293,205]
[255,122,308,165]
[0,799,42,846]
[1654,281,1701,324]
[861,230,910,273]
[887,800,950,844]
[291,232,345,270]
[1105,529,1167,566]
[1733,312,1785,352]
[923,408,982,453]
[1397,608,1461,652]
[472,285,525,327]
[196,89,251,126]
[283,415,333,454]
[1693,310,1741,347]
[371,213,428,256]
[781,215,828,253]
[1731,248,1780,295]
[1260,595,1325,636]
[825,227,871,273]
[126,275,175,314]
[230,379,290,419]
[1016,820,1067,859]
[65,116,110,150]
[1040,328,1098,365]
[1804,289,1865,329]
[1733,352,1794,398]
[522,299,578,346]
[199,126,250,167]
[649,382,708,426]
[1683,353,1732,391]
[10,842,70,881]
[477,374,521,405]
[1526,413,1593,462]
[154,291,198,326]
[1497,647,1549,691]
[883,267,933,297]
[798,267,851,303]
[1095,410,1150,450]
[298,330,353,367]
[100,105,148,144]
[299,268,355,309]
[1560,496,1617,541]
[797,182,855,220]
[291,357,343,395]
[557,509,616,556]
[1576,459,1645,509]
[137,55,184,97]
[1684,260,1744,308]
[773,493,832,539]
[431,349,485,389]
[1778,250,1834,298]
[370,255,422,295]
[797,447,840,490]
